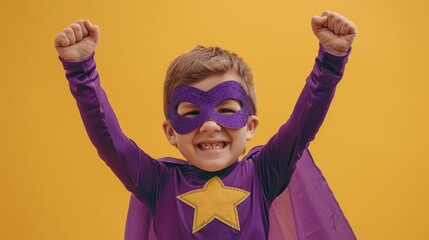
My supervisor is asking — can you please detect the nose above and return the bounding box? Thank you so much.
[199,120,221,133]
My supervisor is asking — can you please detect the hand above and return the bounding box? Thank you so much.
[311,11,357,56]
[54,19,100,61]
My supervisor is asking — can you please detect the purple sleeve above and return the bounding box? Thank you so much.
[254,46,350,202]
[60,53,166,207]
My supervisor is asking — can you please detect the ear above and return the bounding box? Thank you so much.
[246,115,259,140]
[162,120,177,146]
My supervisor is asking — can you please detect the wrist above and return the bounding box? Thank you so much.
[60,52,96,71]
[59,52,95,63]
[320,44,350,57]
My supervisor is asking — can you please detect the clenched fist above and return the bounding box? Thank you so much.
[54,19,100,61]
[311,11,357,56]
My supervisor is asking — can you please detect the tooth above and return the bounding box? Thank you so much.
[199,143,225,150]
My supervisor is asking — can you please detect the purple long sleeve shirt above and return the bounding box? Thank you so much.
[61,46,349,240]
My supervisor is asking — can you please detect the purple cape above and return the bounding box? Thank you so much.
[124,148,356,240]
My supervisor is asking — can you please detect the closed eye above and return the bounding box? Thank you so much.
[177,102,201,118]
[218,108,236,114]
[216,99,242,114]
[183,110,200,117]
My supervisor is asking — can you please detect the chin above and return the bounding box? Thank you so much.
[194,160,235,172]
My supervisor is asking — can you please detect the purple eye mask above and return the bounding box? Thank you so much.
[167,81,254,134]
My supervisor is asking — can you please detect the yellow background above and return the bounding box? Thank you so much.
[1,0,428,239]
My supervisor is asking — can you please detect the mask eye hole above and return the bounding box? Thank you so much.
[216,99,242,115]
[177,102,201,118]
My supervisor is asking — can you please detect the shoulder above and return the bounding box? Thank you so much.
[157,157,187,164]
[242,145,264,161]
[155,157,191,170]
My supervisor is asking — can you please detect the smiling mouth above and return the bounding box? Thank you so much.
[197,142,228,150]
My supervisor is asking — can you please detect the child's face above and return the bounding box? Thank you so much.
[163,71,259,172]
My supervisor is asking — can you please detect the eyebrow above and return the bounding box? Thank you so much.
[178,99,242,108]
[177,102,199,110]
[217,99,242,107]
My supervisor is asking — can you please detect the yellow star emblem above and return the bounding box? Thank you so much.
[177,176,250,233]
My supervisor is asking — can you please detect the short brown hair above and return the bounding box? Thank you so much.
[163,46,257,118]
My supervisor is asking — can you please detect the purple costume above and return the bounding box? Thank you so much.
[61,46,356,239]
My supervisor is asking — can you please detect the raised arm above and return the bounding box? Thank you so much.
[55,20,165,206]
[255,12,357,201]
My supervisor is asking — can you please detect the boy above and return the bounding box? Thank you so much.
[56,11,356,239]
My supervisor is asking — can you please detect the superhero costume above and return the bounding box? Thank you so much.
[60,46,356,239]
